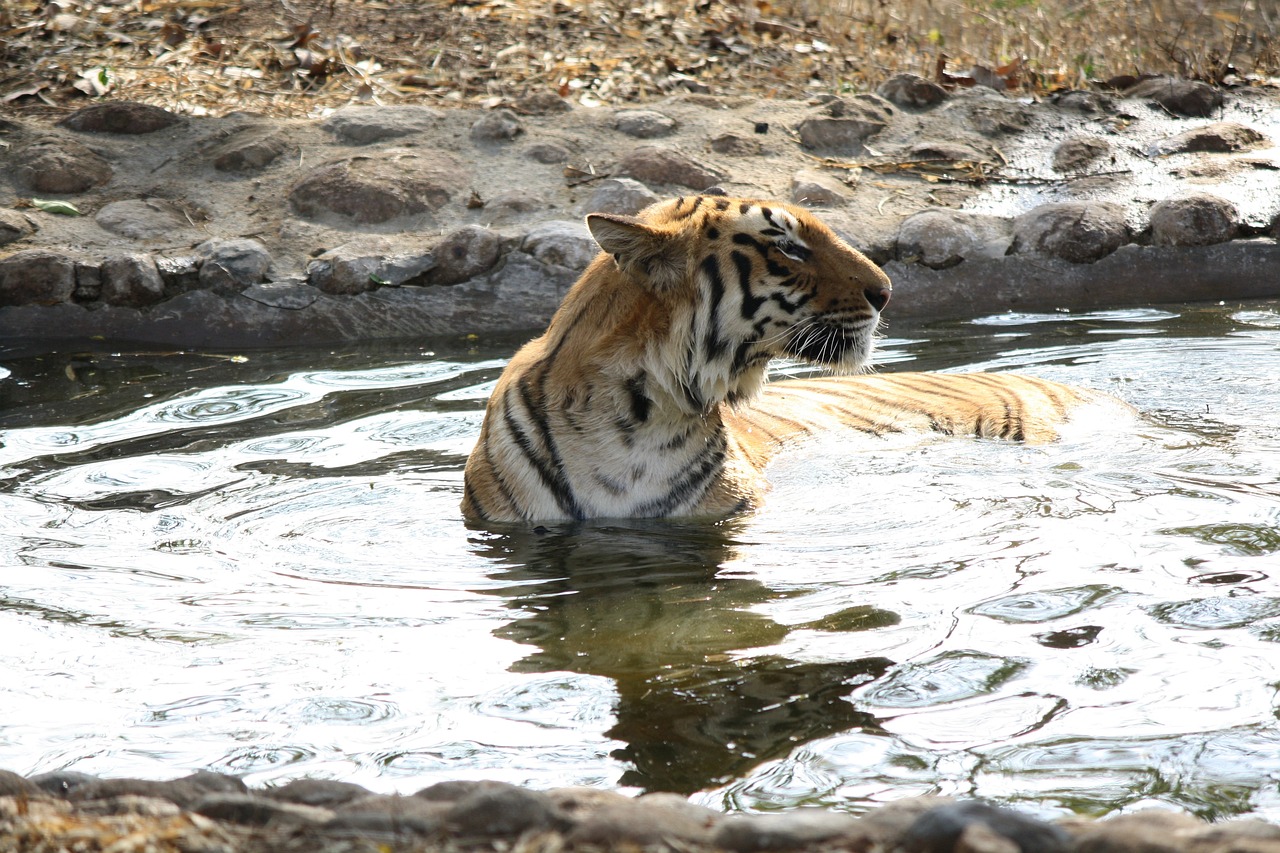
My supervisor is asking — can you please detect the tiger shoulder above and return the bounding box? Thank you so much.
[462,194,1127,524]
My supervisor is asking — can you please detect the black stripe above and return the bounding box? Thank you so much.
[625,372,652,424]
[730,250,767,319]
[506,382,585,520]
[700,255,730,360]
[633,426,727,516]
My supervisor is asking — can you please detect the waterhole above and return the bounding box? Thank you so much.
[1,301,1278,820]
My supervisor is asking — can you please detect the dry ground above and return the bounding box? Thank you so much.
[1,0,1278,118]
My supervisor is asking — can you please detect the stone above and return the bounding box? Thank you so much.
[1124,76,1224,117]
[878,73,948,108]
[858,796,957,845]
[418,225,502,285]
[73,796,182,818]
[524,142,571,163]
[288,153,462,225]
[1012,201,1129,263]
[899,209,1013,269]
[955,822,1022,853]
[0,249,76,305]
[193,792,333,826]
[0,209,35,247]
[307,250,383,295]
[59,101,181,134]
[240,280,320,309]
[713,809,866,851]
[415,779,513,802]
[29,770,99,797]
[486,190,543,217]
[1153,121,1269,155]
[955,96,1033,135]
[543,786,632,819]
[569,794,722,847]
[101,253,166,307]
[0,769,40,797]
[94,198,190,240]
[13,137,112,193]
[1069,809,1203,853]
[196,238,272,288]
[584,177,660,215]
[511,91,573,115]
[445,783,561,836]
[74,261,102,302]
[211,128,289,173]
[328,795,450,835]
[709,133,762,156]
[614,109,677,138]
[1052,135,1113,172]
[907,140,991,163]
[322,105,445,144]
[66,777,208,808]
[155,255,201,292]
[790,168,853,206]
[614,145,726,190]
[1149,193,1238,247]
[522,220,599,270]
[902,800,1070,853]
[1050,90,1116,114]
[470,109,523,142]
[797,108,887,153]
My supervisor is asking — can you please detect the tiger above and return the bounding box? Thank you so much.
[462,194,1116,524]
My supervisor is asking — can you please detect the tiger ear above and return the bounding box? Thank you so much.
[586,213,687,291]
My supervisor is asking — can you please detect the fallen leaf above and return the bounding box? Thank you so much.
[30,199,83,216]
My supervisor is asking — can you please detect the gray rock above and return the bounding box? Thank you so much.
[155,255,201,292]
[446,784,560,836]
[486,190,544,218]
[59,101,181,134]
[417,224,501,286]
[1052,135,1113,173]
[415,779,512,802]
[101,253,165,307]
[1152,121,1269,155]
[0,209,35,247]
[470,109,524,142]
[543,786,632,819]
[193,792,333,826]
[790,168,853,206]
[1012,201,1129,263]
[289,153,461,225]
[878,73,948,108]
[240,280,320,309]
[797,115,886,154]
[66,777,208,808]
[522,220,599,271]
[322,105,445,144]
[614,109,677,138]
[858,796,957,846]
[0,249,76,305]
[94,198,189,239]
[1068,809,1203,853]
[524,142,571,163]
[614,145,726,190]
[568,794,721,847]
[511,91,573,115]
[584,177,660,215]
[1124,76,1223,117]
[29,770,99,797]
[709,133,763,156]
[211,128,289,173]
[307,251,383,295]
[13,137,113,193]
[907,140,991,163]
[1149,193,1238,247]
[714,809,865,852]
[952,95,1033,136]
[74,261,102,302]
[1050,90,1116,114]
[0,770,41,797]
[328,795,449,836]
[899,209,1013,269]
[196,238,272,288]
[903,800,1070,853]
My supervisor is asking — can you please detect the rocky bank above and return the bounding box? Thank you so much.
[1,75,1279,348]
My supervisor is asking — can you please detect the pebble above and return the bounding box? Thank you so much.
[584,176,660,215]
[898,209,1013,269]
[1152,121,1269,155]
[713,809,865,851]
[445,783,562,836]
[878,73,949,108]
[210,128,289,173]
[58,101,181,134]
[903,800,1071,853]
[288,152,462,225]
[193,792,334,827]
[1052,135,1113,172]
[75,795,184,818]
[790,168,852,206]
[74,261,101,302]
[13,136,113,194]
[708,132,763,155]
[511,91,573,115]
[321,105,445,144]
[29,770,99,797]
[0,769,40,797]
[1068,808,1204,853]
[240,280,320,309]
[951,94,1033,136]
[0,209,35,247]
[1149,193,1239,247]
[523,141,572,163]
[906,140,991,162]
[94,198,190,240]
[568,793,722,847]
[326,794,449,836]
[614,145,726,189]
[796,105,887,153]
[614,109,677,138]
[1124,76,1224,117]
[0,249,76,305]
[521,220,600,270]
[101,252,166,307]
[1012,201,1129,263]
[470,109,524,142]
[417,225,502,285]
[263,778,373,808]
[1050,90,1116,114]
[196,238,272,288]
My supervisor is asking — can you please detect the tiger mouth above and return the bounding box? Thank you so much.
[781,323,870,367]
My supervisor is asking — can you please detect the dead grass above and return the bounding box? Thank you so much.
[0,0,1277,118]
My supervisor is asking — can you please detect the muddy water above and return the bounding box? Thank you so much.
[1,301,1278,820]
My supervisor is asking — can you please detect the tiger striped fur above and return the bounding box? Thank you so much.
[462,195,1105,524]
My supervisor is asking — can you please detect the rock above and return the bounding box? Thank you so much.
[74,261,102,302]
[584,177,660,215]
[902,800,1070,853]
[511,91,573,115]
[196,238,272,288]
[543,786,633,819]
[1153,121,1269,155]
[709,133,763,155]
[522,220,599,270]
[524,142,571,163]
[1052,135,1113,172]
[907,140,991,162]
[0,209,35,247]
[614,109,677,138]
[486,190,544,218]
[415,779,515,802]
[614,145,726,190]
[101,253,166,307]
[288,152,462,224]
[66,777,209,808]
[240,280,320,309]
[0,249,76,305]
[470,109,524,142]
[59,101,181,134]
[569,794,722,847]
[155,255,201,292]
[1124,76,1224,117]
[796,97,891,153]
[1149,193,1238,247]
[445,783,561,836]
[29,770,99,797]
[193,792,333,826]
[899,209,1013,269]
[858,796,957,845]
[415,224,502,286]
[13,137,113,193]
[713,809,866,851]
[94,198,190,239]
[1012,201,1129,263]
[210,128,289,173]
[878,73,948,108]
[790,168,853,206]
[1069,809,1203,853]
[0,769,41,797]
[322,105,445,144]
[307,247,386,295]
[1050,90,1116,114]
[953,95,1033,136]
[329,795,450,835]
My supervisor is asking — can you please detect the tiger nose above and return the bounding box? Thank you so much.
[865,286,891,312]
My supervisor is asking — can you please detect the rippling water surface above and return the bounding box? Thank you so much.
[2,301,1279,820]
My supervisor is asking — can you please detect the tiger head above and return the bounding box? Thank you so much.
[577,194,892,410]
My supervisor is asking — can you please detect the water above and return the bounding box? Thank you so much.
[1,301,1279,820]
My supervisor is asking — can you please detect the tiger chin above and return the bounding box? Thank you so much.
[462,194,1114,524]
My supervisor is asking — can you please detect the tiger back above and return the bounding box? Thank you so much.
[462,195,1110,524]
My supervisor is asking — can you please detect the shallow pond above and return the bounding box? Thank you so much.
[2,301,1279,821]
